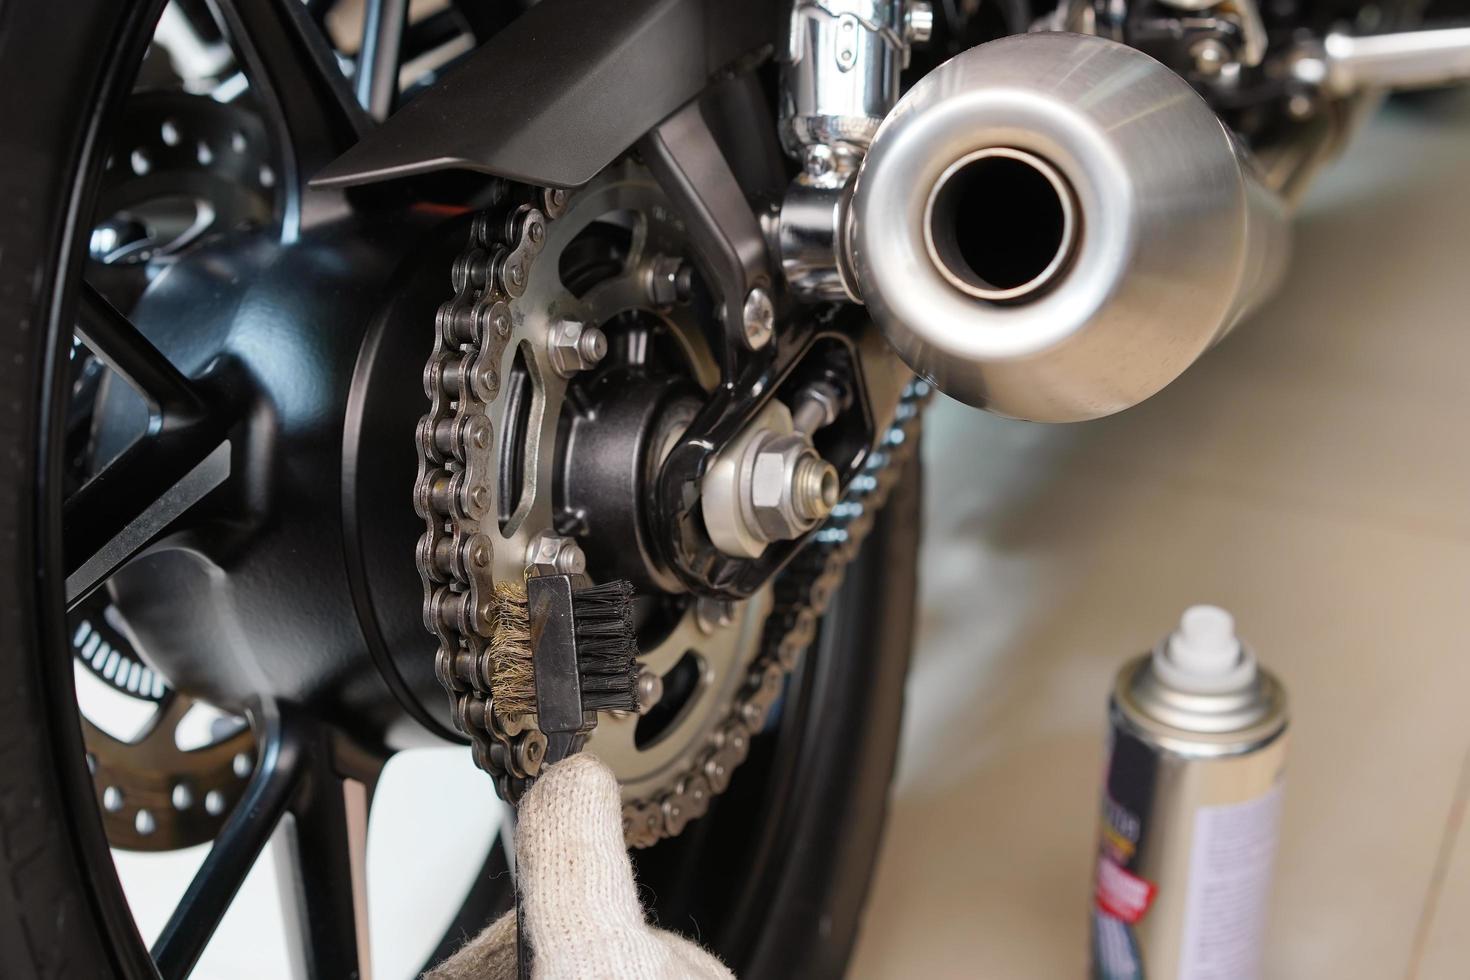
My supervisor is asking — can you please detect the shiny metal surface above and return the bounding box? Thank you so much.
[545,318,607,378]
[741,286,775,350]
[777,172,859,301]
[1109,652,1289,976]
[698,397,840,559]
[922,146,1078,303]
[775,1,931,300]
[1116,654,1287,754]
[848,32,1290,422]
[779,0,910,164]
[700,401,794,559]
[1294,27,1470,97]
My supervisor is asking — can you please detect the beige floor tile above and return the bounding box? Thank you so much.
[1411,749,1470,980]
[850,91,1470,980]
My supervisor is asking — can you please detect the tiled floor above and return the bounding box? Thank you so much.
[849,90,1470,980]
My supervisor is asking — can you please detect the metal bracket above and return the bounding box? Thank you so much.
[640,100,774,356]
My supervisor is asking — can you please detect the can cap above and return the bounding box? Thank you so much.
[1153,604,1257,694]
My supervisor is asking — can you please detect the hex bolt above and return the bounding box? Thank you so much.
[792,455,840,522]
[525,532,587,576]
[905,0,935,44]
[548,318,608,378]
[741,287,775,350]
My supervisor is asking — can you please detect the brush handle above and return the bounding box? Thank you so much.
[526,574,585,733]
[510,796,532,980]
[515,882,531,980]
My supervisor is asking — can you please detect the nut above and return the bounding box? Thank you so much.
[547,318,608,377]
[749,435,835,542]
[524,533,586,576]
[645,255,690,306]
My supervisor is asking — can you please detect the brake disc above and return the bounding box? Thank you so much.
[88,91,275,307]
[84,691,255,852]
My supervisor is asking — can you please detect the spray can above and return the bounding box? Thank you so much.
[1091,605,1288,980]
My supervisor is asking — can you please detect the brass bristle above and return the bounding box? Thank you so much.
[489,581,536,716]
[487,577,640,718]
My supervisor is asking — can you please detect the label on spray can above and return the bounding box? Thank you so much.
[1090,606,1288,980]
[1091,725,1161,980]
[1176,783,1284,980]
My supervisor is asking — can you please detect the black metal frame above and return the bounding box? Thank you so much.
[313,0,785,190]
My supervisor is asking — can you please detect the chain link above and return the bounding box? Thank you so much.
[413,180,929,833]
[415,184,568,802]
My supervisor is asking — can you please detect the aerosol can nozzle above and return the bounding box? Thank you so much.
[1154,604,1258,694]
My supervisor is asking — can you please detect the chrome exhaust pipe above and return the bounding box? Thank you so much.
[844,32,1290,422]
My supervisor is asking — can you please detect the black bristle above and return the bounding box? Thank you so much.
[572,579,640,713]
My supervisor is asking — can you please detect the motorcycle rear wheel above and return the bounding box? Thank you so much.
[0,3,921,977]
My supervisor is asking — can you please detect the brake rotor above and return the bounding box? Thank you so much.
[84,691,255,852]
[88,90,275,307]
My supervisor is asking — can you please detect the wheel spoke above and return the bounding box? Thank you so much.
[276,726,380,979]
[64,437,231,610]
[213,0,372,229]
[77,284,204,421]
[152,705,302,980]
[356,0,409,121]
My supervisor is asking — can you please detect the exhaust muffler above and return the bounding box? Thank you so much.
[800,32,1290,422]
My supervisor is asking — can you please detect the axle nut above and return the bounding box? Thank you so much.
[750,436,837,541]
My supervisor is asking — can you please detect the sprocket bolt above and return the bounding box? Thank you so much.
[525,532,586,576]
[548,318,608,378]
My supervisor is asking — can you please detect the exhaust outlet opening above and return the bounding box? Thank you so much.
[924,147,1078,304]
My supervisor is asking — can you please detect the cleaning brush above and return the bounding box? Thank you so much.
[489,572,641,980]
[490,575,640,728]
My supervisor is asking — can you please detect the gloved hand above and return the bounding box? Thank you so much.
[425,754,734,980]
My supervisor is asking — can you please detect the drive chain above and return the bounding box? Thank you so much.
[414,179,929,839]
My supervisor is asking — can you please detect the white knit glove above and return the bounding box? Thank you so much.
[424,754,734,980]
